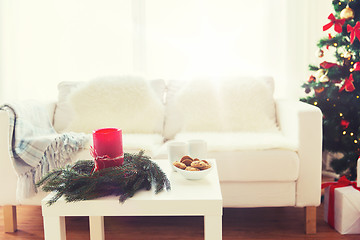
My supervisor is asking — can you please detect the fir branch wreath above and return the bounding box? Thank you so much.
[37,151,171,206]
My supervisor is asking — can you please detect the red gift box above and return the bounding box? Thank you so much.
[322,176,360,229]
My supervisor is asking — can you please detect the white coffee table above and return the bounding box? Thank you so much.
[41,159,223,240]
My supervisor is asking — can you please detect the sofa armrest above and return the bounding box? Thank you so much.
[0,110,18,205]
[275,99,323,207]
[0,101,57,205]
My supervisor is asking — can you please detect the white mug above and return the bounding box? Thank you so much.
[188,139,207,159]
[167,141,188,171]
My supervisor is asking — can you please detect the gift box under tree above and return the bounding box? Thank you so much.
[323,159,360,234]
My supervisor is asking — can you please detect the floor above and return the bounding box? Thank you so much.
[0,203,359,240]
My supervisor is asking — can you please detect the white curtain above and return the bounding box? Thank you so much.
[0,0,332,102]
[145,0,290,97]
[0,0,133,102]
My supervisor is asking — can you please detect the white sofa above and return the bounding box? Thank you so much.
[0,76,322,234]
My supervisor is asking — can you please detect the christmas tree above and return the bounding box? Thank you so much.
[301,0,360,180]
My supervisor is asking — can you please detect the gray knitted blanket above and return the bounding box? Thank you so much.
[0,101,89,200]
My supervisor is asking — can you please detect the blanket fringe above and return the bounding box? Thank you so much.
[16,133,89,200]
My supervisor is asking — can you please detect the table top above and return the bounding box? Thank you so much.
[42,159,223,217]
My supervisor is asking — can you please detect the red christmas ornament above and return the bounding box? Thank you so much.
[347,21,360,44]
[323,13,345,33]
[339,74,355,92]
[320,61,338,69]
[341,119,350,129]
[354,62,360,71]
[308,75,316,83]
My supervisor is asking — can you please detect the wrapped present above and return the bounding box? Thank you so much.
[322,159,360,234]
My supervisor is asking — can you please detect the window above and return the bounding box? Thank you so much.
[0,0,325,102]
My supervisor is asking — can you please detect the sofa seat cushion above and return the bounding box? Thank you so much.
[73,133,164,160]
[122,134,164,156]
[175,131,299,182]
[160,132,299,182]
[154,139,299,182]
[174,131,298,151]
[208,149,299,182]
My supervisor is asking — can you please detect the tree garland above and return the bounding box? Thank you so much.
[37,151,171,206]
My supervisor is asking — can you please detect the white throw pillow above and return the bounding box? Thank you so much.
[54,76,165,134]
[163,76,278,139]
[53,81,80,132]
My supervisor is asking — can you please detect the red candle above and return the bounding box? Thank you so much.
[93,128,123,158]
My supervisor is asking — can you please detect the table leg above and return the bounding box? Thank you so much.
[204,215,222,240]
[43,216,66,240]
[89,216,105,240]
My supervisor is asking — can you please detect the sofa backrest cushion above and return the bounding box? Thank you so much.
[53,76,165,134]
[163,76,278,140]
